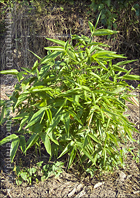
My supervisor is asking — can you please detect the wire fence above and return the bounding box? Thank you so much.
[1,4,88,71]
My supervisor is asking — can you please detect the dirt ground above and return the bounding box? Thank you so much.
[0,162,140,198]
[0,72,140,198]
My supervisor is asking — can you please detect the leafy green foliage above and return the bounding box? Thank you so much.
[0,17,139,174]
[89,0,140,30]
[13,161,64,185]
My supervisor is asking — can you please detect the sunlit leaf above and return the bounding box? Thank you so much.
[0,134,18,146]
[113,65,128,72]
[46,38,66,46]
[115,59,137,66]
[44,46,64,51]
[121,75,140,81]
[92,29,118,36]
[0,69,19,75]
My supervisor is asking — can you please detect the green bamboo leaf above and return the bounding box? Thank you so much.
[0,134,18,146]
[46,38,66,46]
[36,67,40,80]
[25,133,39,152]
[57,88,81,97]
[88,21,94,32]
[40,133,51,156]
[66,49,76,60]
[89,71,101,80]
[32,60,39,70]
[39,65,52,78]
[44,46,64,51]
[92,51,126,60]
[79,35,88,42]
[15,93,29,108]
[41,51,62,64]
[63,112,70,136]
[69,110,83,125]
[124,126,136,142]
[87,42,109,47]
[29,86,53,93]
[13,112,29,119]
[46,109,52,123]
[19,135,26,153]
[102,148,106,166]
[25,108,46,129]
[103,108,117,117]
[121,75,140,81]
[58,143,71,159]
[95,12,102,30]
[92,29,118,36]
[46,114,62,134]
[89,46,102,55]
[17,71,26,81]
[47,131,59,145]
[81,148,94,163]
[113,65,128,72]
[55,99,67,117]
[86,48,90,57]
[108,133,118,146]
[53,98,65,108]
[19,116,29,131]
[28,49,41,60]
[65,40,69,50]
[21,67,34,74]
[88,133,101,144]
[100,108,104,123]
[96,60,108,71]
[80,85,91,92]
[30,123,44,133]
[10,137,20,162]
[68,147,76,169]
[115,59,137,66]
[72,35,81,40]
[84,136,89,147]
[0,100,6,107]
[0,69,19,75]
[0,105,5,125]
[112,86,126,94]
